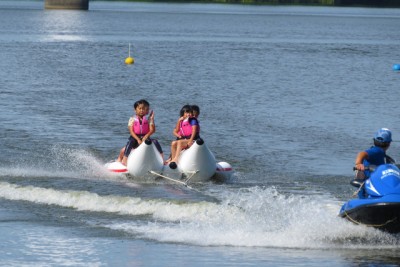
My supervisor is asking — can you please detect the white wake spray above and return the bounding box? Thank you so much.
[0,182,398,248]
[110,186,399,248]
[0,146,126,182]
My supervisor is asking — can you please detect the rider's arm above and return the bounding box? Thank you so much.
[173,117,184,139]
[143,112,155,140]
[355,151,368,171]
[187,125,198,147]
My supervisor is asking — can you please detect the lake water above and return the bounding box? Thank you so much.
[1,1,400,266]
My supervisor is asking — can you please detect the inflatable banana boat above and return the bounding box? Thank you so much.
[105,138,233,184]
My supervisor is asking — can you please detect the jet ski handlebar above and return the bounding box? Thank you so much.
[352,165,376,171]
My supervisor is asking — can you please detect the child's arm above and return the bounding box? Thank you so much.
[186,125,198,147]
[143,111,156,140]
[172,117,184,139]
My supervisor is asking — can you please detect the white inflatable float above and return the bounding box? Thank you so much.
[105,138,233,184]
[105,139,163,177]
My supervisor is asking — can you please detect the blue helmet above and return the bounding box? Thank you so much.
[374,128,392,143]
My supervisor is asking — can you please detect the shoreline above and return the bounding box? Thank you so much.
[97,0,400,7]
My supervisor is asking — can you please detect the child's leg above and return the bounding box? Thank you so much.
[152,139,164,161]
[122,137,138,166]
[166,140,177,163]
[117,147,125,162]
[122,156,128,166]
[171,139,189,163]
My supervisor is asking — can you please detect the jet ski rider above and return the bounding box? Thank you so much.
[354,128,393,180]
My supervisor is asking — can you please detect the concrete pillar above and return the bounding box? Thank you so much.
[45,0,89,10]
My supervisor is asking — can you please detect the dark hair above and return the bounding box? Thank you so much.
[374,139,390,148]
[180,105,192,116]
[134,99,150,109]
[191,105,200,116]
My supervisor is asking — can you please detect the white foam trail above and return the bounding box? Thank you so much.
[49,146,118,179]
[0,182,221,217]
[109,186,400,248]
[0,146,126,182]
[0,182,398,248]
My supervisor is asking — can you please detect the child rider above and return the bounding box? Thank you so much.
[168,105,200,169]
[117,99,163,166]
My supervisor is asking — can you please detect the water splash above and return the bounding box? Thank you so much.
[0,145,124,182]
[0,182,398,249]
[111,186,400,248]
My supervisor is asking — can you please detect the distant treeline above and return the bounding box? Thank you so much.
[112,0,400,6]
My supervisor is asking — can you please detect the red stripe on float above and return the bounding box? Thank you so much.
[110,169,128,173]
[216,168,232,172]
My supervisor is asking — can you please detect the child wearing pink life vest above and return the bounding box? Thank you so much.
[117,99,163,166]
[167,105,200,169]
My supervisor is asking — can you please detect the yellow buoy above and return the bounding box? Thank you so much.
[125,56,134,65]
[125,43,134,65]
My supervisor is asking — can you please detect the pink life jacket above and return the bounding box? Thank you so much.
[179,118,192,138]
[179,117,200,138]
[132,115,150,136]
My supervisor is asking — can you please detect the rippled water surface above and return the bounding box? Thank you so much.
[1,1,400,266]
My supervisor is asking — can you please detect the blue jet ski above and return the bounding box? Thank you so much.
[339,164,400,233]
